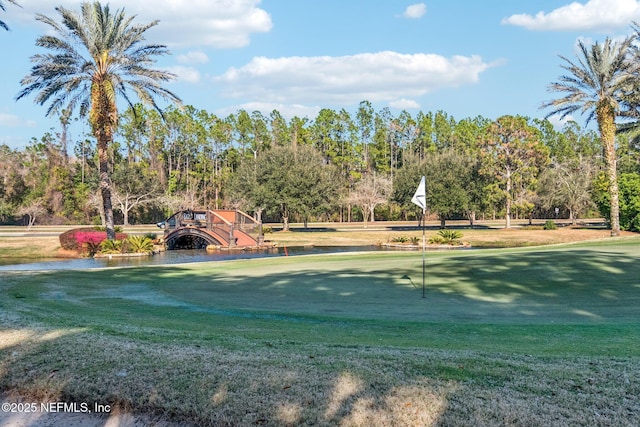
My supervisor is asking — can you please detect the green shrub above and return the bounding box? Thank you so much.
[544,220,557,230]
[125,235,154,253]
[440,229,463,240]
[428,235,446,244]
[619,173,640,231]
[99,239,123,254]
[430,229,463,245]
[593,172,640,231]
[410,236,420,245]
[391,236,409,243]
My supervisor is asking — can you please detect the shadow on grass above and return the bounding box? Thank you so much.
[3,243,639,354]
[87,245,640,326]
[273,224,495,232]
[387,224,494,231]
[424,248,640,323]
[4,243,640,324]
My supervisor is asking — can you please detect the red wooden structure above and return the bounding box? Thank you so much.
[159,209,263,250]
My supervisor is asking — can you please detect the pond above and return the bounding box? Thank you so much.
[0,245,396,271]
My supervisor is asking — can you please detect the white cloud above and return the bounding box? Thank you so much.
[0,113,23,127]
[502,0,640,31]
[403,3,427,19]
[546,114,575,129]
[177,51,209,65]
[15,0,272,48]
[215,51,495,107]
[0,113,36,128]
[0,113,37,148]
[166,66,201,84]
[389,99,421,109]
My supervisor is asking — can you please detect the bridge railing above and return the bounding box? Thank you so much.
[161,209,261,245]
[210,225,236,247]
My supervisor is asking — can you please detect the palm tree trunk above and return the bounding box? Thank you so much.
[98,137,116,240]
[92,79,118,240]
[94,117,116,239]
[597,103,620,236]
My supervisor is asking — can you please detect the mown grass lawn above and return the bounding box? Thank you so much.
[1,239,640,426]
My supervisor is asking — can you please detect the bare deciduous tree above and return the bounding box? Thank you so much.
[348,174,392,227]
[538,156,597,225]
[17,199,46,230]
[112,186,158,226]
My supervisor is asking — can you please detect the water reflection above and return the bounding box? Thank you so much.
[0,246,388,271]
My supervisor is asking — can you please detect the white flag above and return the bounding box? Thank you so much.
[411,176,426,211]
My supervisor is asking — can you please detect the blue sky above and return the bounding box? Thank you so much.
[1,0,639,150]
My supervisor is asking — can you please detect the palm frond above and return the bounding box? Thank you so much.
[0,0,20,31]
[542,35,637,127]
[17,0,180,124]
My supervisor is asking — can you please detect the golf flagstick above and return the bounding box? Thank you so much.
[411,176,427,298]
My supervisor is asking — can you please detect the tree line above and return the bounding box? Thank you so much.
[3,102,640,230]
[3,2,640,233]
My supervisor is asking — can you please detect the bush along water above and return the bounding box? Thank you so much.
[388,230,467,248]
[98,235,155,256]
[429,229,464,245]
[59,227,128,256]
[59,227,154,257]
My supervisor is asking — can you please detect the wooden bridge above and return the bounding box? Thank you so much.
[159,209,264,250]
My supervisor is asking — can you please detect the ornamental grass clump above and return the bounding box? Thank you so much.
[99,236,154,255]
[125,235,155,253]
[99,238,123,254]
[429,229,463,245]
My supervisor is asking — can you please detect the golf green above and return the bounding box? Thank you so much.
[4,239,639,356]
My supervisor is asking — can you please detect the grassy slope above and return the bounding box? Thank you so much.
[1,239,640,425]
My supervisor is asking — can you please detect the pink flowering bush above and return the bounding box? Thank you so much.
[74,230,115,255]
[59,227,127,255]
[74,231,108,246]
[59,227,96,250]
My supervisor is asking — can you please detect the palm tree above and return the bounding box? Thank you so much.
[17,1,181,239]
[0,0,20,31]
[543,36,638,236]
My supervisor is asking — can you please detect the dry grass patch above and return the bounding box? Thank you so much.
[1,327,638,426]
[0,236,63,260]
